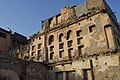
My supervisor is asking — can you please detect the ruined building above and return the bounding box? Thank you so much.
[28,0,120,80]
[0,28,47,80]
[0,28,12,54]
[0,28,28,57]
[0,0,120,80]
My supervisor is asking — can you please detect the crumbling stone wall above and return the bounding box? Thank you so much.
[46,53,120,80]
[94,66,120,80]
[0,55,47,80]
[26,62,47,80]
[0,58,22,80]
[0,69,20,80]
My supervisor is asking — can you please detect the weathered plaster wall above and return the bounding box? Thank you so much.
[47,54,120,80]
[0,30,12,53]
[0,56,47,80]
[45,12,115,62]
[29,34,45,61]
[27,0,120,80]
[26,62,47,80]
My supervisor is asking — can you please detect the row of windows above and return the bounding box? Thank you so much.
[31,50,42,60]
[48,30,73,45]
[32,36,41,42]
[48,24,96,45]
[32,44,42,51]
[49,29,85,60]
[31,24,96,60]
[31,24,96,51]
[31,43,42,60]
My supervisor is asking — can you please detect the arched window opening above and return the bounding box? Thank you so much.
[67,30,72,40]
[59,33,64,42]
[49,35,54,45]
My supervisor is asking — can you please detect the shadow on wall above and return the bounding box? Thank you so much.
[55,71,83,80]
[26,62,46,80]
[0,77,7,80]
[0,69,20,80]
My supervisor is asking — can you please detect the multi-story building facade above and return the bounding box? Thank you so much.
[0,28,13,54]
[0,27,28,58]
[0,0,120,80]
[28,0,120,80]
[29,32,45,61]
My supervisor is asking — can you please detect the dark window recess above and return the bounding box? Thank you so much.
[37,56,40,60]
[38,44,42,49]
[39,37,41,40]
[76,30,82,37]
[59,33,63,42]
[33,39,34,42]
[67,40,73,47]
[55,72,63,80]
[78,45,84,56]
[0,32,6,38]
[31,52,34,56]
[50,52,54,60]
[50,46,54,52]
[89,25,96,33]
[37,50,41,56]
[49,35,54,45]
[101,9,107,13]
[67,30,72,40]
[78,22,80,25]
[68,48,73,59]
[77,37,83,45]
[21,53,24,57]
[83,69,88,80]
[47,66,53,70]
[59,43,64,49]
[32,46,35,51]
[59,51,64,58]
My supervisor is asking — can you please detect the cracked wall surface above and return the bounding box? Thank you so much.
[1,0,118,80]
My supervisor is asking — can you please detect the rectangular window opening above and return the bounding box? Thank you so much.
[50,52,54,60]
[67,40,73,47]
[76,30,82,37]
[89,25,96,33]
[77,37,83,45]
[50,46,54,52]
[32,45,35,51]
[78,45,84,56]
[38,44,42,49]
[31,51,35,56]
[59,43,64,49]
[59,50,64,58]
[37,50,41,60]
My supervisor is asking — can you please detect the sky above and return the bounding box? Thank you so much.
[0,0,119,37]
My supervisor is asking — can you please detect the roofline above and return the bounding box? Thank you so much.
[0,27,11,33]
